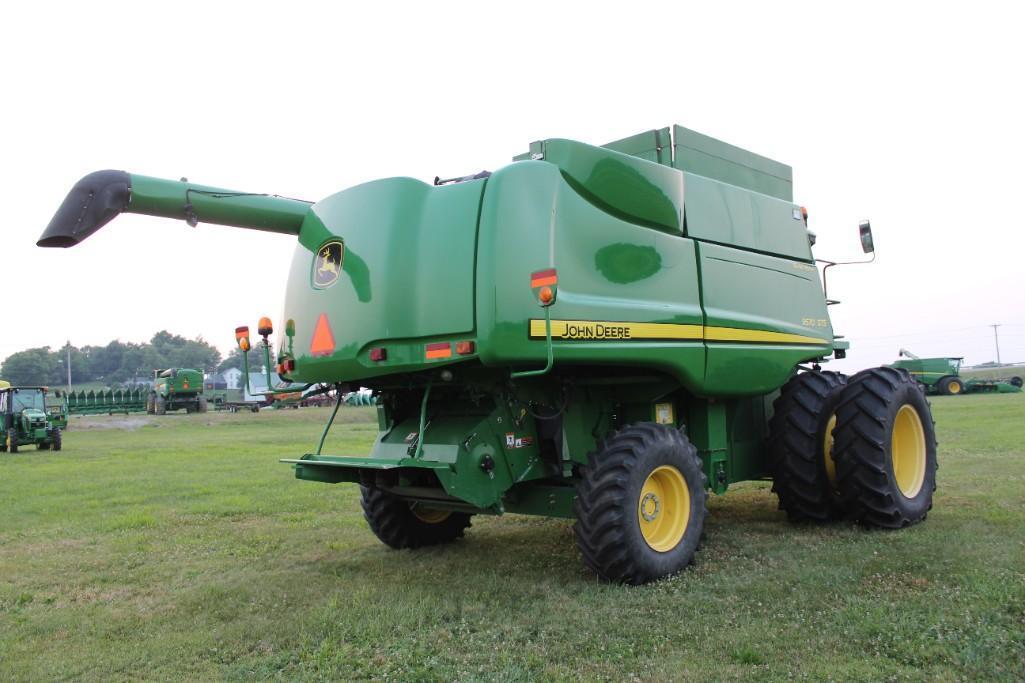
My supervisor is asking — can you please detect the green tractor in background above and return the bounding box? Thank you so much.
[1,383,63,452]
[891,349,1022,395]
[145,368,208,415]
[40,124,939,584]
[44,389,69,430]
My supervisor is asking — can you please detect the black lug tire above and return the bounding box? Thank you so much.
[1010,376,1023,388]
[360,487,472,549]
[937,376,963,396]
[833,367,938,528]
[38,440,51,450]
[51,428,62,452]
[573,423,708,585]
[8,433,17,453]
[197,397,208,413]
[768,371,848,522]
[146,395,155,415]
[155,397,166,416]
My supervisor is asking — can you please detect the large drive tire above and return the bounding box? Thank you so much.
[833,367,937,528]
[51,428,62,452]
[146,394,155,415]
[197,397,208,413]
[937,376,964,395]
[768,371,848,522]
[154,396,167,415]
[7,432,17,453]
[1010,376,1023,388]
[573,423,708,585]
[360,487,472,549]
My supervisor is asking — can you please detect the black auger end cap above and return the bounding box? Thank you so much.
[37,170,131,248]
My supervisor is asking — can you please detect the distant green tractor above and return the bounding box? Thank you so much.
[891,349,1022,395]
[44,389,69,430]
[1,385,63,452]
[146,368,208,415]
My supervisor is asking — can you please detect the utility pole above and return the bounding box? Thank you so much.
[990,324,1002,366]
[66,340,72,391]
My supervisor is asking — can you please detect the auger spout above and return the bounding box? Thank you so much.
[37,171,312,248]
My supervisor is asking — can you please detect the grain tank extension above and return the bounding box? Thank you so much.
[39,125,938,583]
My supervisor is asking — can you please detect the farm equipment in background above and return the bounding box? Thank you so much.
[1,385,63,452]
[66,386,149,415]
[343,390,377,406]
[146,368,207,414]
[891,349,1022,395]
[44,390,69,429]
[40,124,939,584]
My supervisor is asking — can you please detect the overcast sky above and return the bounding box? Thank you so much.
[3,1,1023,374]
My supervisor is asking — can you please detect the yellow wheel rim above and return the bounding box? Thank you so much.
[823,413,838,490]
[892,405,927,498]
[638,465,690,552]
[411,506,451,524]
[949,381,961,394]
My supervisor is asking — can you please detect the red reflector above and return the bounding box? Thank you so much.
[531,268,558,288]
[425,342,452,360]
[235,326,250,341]
[455,341,475,355]
[369,347,387,362]
[287,359,295,371]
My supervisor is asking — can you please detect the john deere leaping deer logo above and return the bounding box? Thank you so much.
[313,240,343,289]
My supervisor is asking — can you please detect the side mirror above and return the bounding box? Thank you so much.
[859,220,875,253]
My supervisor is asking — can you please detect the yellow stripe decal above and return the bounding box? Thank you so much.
[703,326,829,345]
[529,320,829,345]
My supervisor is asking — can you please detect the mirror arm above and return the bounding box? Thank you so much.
[816,251,876,302]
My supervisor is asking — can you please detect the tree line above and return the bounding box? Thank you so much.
[0,331,245,387]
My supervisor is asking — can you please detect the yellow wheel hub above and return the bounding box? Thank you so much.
[411,506,451,524]
[891,404,927,498]
[638,465,690,552]
[823,413,838,490]
[949,381,961,394]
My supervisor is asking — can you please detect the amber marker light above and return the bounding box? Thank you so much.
[258,317,274,337]
[235,326,251,351]
[530,268,558,307]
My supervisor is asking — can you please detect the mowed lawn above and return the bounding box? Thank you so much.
[2,397,1024,681]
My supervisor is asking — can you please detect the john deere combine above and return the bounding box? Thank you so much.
[891,349,1022,395]
[39,125,938,583]
[146,368,207,414]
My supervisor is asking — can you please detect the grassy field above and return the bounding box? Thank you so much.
[2,396,1024,681]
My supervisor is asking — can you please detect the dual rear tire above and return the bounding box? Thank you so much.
[770,367,937,528]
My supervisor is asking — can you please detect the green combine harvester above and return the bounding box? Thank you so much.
[146,368,207,414]
[39,125,939,583]
[1,383,63,452]
[891,349,1022,395]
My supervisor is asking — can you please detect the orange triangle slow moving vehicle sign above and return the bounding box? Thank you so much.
[310,313,336,357]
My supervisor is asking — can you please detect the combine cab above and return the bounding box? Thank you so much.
[39,124,939,583]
